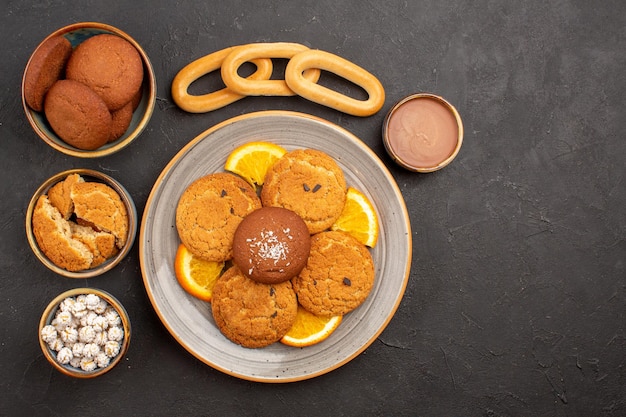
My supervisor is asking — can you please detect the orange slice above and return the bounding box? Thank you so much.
[174,243,224,302]
[280,305,342,347]
[330,187,379,247]
[224,141,287,186]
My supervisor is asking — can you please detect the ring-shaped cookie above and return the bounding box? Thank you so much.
[221,43,321,96]
[285,49,385,117]
[171,46,273,113]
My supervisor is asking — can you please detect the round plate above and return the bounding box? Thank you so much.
[139,111,411,382]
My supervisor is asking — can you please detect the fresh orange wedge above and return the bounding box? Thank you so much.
[224,141,287,186]
[280,305,342,347]
[174,243,224,302]
[331,187,379,247]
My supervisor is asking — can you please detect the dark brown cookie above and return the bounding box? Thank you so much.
[232,207,311,284]
[176,173,261,262]
[261,149,347,234]
[66,33,143,111]
[129,86,143,110]
[23,35,73,112]
[211,265,298,348]
[292,230,375,316]
[109,101,134,142]
[43,79,112,150]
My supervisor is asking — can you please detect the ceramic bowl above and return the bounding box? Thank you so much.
[382,93,463,172]
[39,287,131,378]
[25,168,137,278]
[21,22,156,158]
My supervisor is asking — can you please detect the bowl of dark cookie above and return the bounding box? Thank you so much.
[25,168,137,278]
[22,22,156,158]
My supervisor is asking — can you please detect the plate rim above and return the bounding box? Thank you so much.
[139,110,412,382]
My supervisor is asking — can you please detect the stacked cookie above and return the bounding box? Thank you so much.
[175,147,375,348]
[24,33,144,150]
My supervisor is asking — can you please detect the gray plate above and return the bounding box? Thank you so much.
[139,111,411,382]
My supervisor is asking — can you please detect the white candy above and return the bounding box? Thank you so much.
[60,327,78,344]
[56,347,73,364]
[72,300,87,318]
[94,299,108,314]
[96,352,111,368]
[104,340,120,358]
[84,293,101,310]
[54,310,74,330]
[59,297,76,312]
[69,356,81,368]
[80,357,97,372]
[42,294,124,372]
[104,308,121,327]
[92,316,108,333]
[48,338,64,352]
[107,326,124,342]
[72,342,85,358]
[80,311,98,327]
[82,343,100,359]
[94,331,108,346]
[78,326,96,343]
[40,325,57,344]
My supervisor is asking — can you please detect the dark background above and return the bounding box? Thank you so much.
[1,1,624,416]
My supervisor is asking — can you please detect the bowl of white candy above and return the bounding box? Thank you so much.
[39,288,131,378]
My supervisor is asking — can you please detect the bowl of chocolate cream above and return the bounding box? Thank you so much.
[382,93,463,173]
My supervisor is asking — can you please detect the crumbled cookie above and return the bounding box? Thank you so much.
[32,195,94,272]
[70,222,118,268]
[47,173,84,219]
[70,182,129,249]
[32,174,129,272]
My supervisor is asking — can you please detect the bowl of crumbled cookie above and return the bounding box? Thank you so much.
[22,22,156,158]
[39,287,131,378]
[25,168,137,278]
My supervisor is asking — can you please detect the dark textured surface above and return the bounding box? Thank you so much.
[1,1,624,416]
